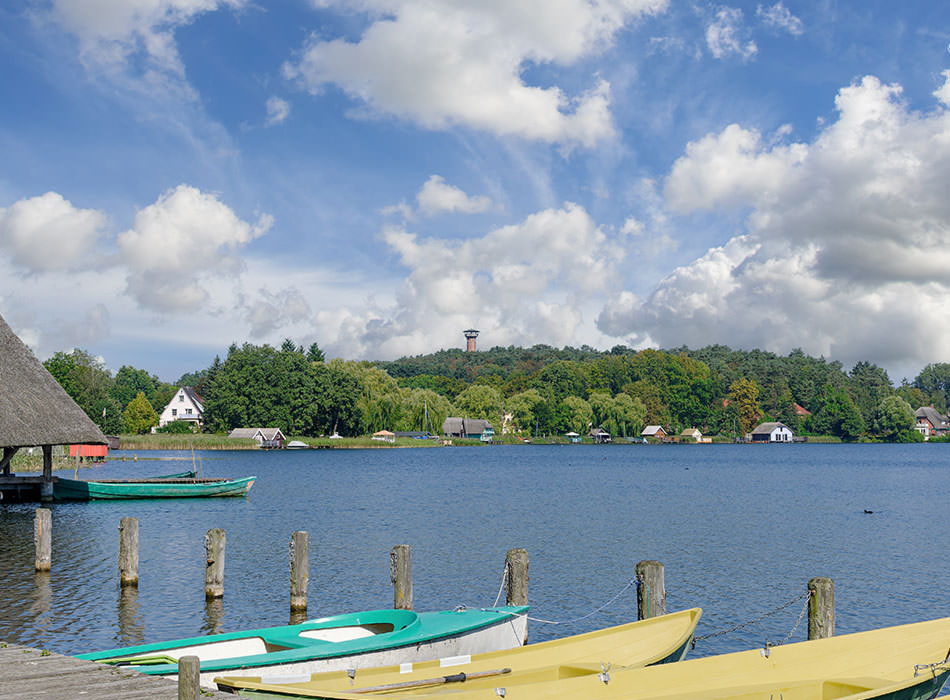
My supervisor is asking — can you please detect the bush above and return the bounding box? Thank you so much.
[156,420,196,434]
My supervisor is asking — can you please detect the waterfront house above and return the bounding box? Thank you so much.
[750,422,794,442]
[442,417,494,439]
[0,313,106,500]
[679,427,704,443]
[914,407,949,440]
[158,386,204,428]
[641,425,667,440]
[589,427,612,443]
[228,427,286,448]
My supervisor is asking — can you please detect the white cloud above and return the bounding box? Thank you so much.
[599,74,950,377]
[265,96,291,126]
[756,2,803,36]
[416,176,492,217]
[284,0,668,146]
[49,0,245,76]
[705,7,757,60]
[116,184,272,312]
[935,70,950,107]
[0,192,108,272]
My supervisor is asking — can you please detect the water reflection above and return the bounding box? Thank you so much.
[29,571,52,633]
[202,598,224,635]
[289,609,308,626]
[117,586,145,646]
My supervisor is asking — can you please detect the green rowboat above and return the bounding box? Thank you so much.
[53,472,255,499]
[77,606,529,688]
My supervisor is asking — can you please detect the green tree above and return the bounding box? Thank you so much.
[808,385,865,440]
[505,389,545,435]
[122,392,158,434]
[914,363,950,412]
[729,378,760,434]
[395,388,451,433]
[454,384,504,421]
[44,348,116,432]
[873,395,917,442]
[560,396,593,434]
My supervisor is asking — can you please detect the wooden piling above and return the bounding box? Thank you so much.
[635,560,666,619]
[40,445,53,501]
[178,655,200,700]
[504,548,529,606]
[390,544,413,610]
[118,517,139,586]
[808,576,834,639]
[290,530,309,612]
[204,528,225,599]
[34,508,51,571]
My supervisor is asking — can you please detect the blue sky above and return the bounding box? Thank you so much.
[1,0,949,383]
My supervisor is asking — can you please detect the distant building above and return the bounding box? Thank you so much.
[589,427,612,444]
[158,386,204,428]
[464,329,479,352]
[915,407,949,440]
[641,425,667,440]
[228,427,286,449]
[750,422,794,443]
[679,428,705,443]
[442,417,493,439]
[793,403,811,417]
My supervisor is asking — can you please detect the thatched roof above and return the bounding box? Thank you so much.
[0,314,106,449]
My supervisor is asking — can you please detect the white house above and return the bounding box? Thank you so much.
[158,387,204,428]
[750,422,794,443]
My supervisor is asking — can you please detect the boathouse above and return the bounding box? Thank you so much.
[228,427,286,448]
[750,422,794,443]
[442,417,494,439]
[0,313,107,501]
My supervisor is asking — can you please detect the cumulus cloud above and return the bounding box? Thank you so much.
[49,0,245,76]
[245,287,312,338]
[116,184,272,312]
[265,96,291,126]
[599,74,950,376]
[756,2,803,36]
[705,7,757,60]
[283,0,668,146]
[416,176,493,217]
[0,192,108,272]
[328,203,620,358]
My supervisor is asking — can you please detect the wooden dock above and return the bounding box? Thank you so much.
[0,642,235,700]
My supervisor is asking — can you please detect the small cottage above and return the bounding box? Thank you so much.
[442,417,494,439]
[915,407,949,440]
[589,428,612,444]
[158,386,204,428]
[679,427,704,443]
[641,425,667,440]
[228,427,286,448]
[750,422,794,443]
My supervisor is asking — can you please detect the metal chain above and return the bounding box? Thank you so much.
[777,590,812,645]
[693,590,811,644]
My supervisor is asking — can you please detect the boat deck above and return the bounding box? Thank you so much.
[0,642,235,700]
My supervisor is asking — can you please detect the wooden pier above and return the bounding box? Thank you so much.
[0,643,235,700]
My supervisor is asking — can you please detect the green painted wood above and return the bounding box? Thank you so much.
[53,475,255,500]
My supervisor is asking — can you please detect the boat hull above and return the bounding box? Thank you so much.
[78,606,528,689]
[53,475,255,499]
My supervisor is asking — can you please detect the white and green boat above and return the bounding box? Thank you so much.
[77,606,529,688]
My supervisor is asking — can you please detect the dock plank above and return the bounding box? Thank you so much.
[0,642,235,700]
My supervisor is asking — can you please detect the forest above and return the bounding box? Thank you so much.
[41,340,950,443]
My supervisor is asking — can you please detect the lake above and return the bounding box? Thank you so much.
[0,443,947,660]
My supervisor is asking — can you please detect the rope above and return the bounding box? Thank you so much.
[693,590,811,644]
[492,561,510,608]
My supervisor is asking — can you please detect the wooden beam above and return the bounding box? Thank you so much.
[0,446,19,476]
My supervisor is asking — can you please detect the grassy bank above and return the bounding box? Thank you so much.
[117,433,258,450]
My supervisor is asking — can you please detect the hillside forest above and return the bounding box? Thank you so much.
[41,340,950,443]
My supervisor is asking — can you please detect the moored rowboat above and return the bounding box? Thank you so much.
[219,614,948,700]
[213,607,703,697]
[53,473,256,499]
[78,606,529,688]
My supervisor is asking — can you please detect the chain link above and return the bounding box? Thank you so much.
[693,590,811,644]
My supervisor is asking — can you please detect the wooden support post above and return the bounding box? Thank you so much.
[808,577,834,639]
[40,445,53,501]
[177,655,200,700]
[0,446,17,476]
[119,517,139,587]
[34,508,51,571]
[504,548,529,606]
[635,560,666,620]
[391,544,413,610]
[204,528,225,599]
[290,530,309,612]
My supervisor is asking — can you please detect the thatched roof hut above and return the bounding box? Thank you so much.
[0,313,106,450]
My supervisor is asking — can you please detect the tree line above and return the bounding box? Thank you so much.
[42,341,950,442]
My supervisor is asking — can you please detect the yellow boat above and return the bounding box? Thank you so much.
[214,607,701,697]
[216,614,950,700]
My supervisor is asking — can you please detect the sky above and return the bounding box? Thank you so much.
[1,1,949,384]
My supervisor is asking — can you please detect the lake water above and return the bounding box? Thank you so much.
[1,443,948,661]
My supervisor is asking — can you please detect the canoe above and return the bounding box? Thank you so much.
[53,473,256,499]
[213,607,702,697]
[78,606,529,688]
[215,613,949,700]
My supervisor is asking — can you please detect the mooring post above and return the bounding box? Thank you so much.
[34,508,51,571]
[808,576,834,639]
[290,530,309,612]
[119,517,139,586]
[40,445,53,502]
[177,654,200,700]
[635,560,666,619]
[391,544,413,610]
[204,528,225,599]
[505,548,529,606]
